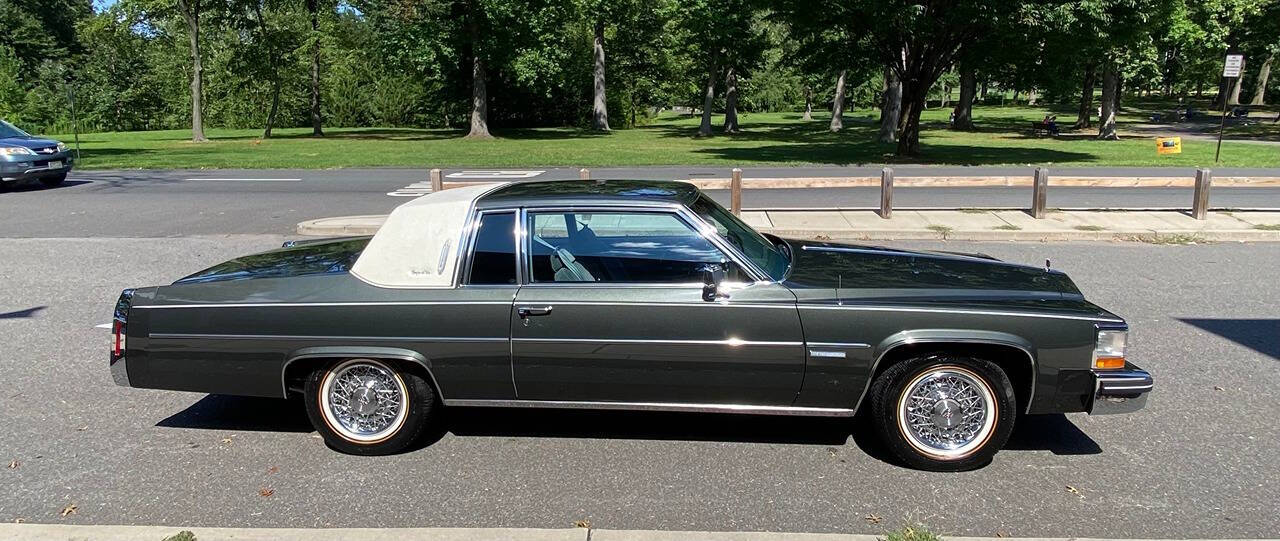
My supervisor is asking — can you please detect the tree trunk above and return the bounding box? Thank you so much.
[264,81,281,138]
[306,0,323,136]
[1074,66,1095,129]
[952,68,975,130]
[878,67,901,143]
[1251,52,1274,106]
[801,85,812,121]
[176,0,206,142]
[895,77,926,156]
[1026,88,1037,106]
[253,0,280,139]
[829,69,846,132]
[591,20,609,131]
[468,53,491,138]
[1228,57,1246,105]
[1098,63,1119,140]
[722,67,739,133]
[698,54,717,137]
[980,81,988,100]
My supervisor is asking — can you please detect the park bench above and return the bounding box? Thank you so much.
[1029,122,1054,136]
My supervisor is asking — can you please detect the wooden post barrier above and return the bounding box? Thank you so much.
[1032,167,1049,219]
[730,168,743,216]
[579,168,590,180]
[430,168,443,192]
[1192,168,1212,220]
[879,167,894,219]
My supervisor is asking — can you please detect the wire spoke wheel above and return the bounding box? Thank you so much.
[896,365,998,460]
[319,359,410,443]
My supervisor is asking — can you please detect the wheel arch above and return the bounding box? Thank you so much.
[855,330,1037,415]
[281,346,443,400]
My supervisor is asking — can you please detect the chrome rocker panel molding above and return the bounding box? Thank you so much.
[443,399,857,417]
[1089,363,1153,415]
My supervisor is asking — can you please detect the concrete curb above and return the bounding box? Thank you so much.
[1,525,1273,541]
[296,214,1280,242]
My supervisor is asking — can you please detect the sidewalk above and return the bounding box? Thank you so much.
[2,524,1273,541]
[297,209,1280,242]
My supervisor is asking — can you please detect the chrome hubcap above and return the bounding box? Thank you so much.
[898,367,997,459]
[321,360,408,442]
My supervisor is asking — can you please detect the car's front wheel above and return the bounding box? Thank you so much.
[303,358,436,455]
[869,354,1016,471]
[39,173,67,187]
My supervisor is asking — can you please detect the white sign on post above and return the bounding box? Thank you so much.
[1224,54,1244,77]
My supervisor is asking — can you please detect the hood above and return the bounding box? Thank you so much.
[175,237,371,284]
[782,240,1080,296]
[0,136,59,149]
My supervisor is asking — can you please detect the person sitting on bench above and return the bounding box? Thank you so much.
[1042,115,1060,135]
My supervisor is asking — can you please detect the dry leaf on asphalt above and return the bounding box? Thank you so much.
[267,466,279,474]
[76,426,88,431]
[60,504,77,517]
[7,460,17,469]
[827,447,838,457]
[13,518,25,524]
[1214,386,1225,391]
[864,514,883,524]
[1065,485,1084,498]
[258,488,274,498]
[573,519,591,528]
[221,437,233,444]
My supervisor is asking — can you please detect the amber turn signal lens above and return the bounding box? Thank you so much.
[1094,357,1126,370]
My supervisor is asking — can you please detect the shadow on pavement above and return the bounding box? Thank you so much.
[1178,318,1280,360]
[1004,413,1102,455]
[157,395,312,433]
[0,180,92,193]
[444,407,852,445]
[0,306,45,319]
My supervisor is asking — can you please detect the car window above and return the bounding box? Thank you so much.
[0,121,29,138]
[689,194,790,281]
[526,211,743,284]
[467,212,517,285]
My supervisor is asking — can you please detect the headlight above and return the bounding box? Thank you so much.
[1093,329,1128,369]
[0,146,35,156]
[57,142,68,152]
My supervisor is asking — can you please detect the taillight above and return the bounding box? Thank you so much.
[112,319,125,358]
[111,289,134,362]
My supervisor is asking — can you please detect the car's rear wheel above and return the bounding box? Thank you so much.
[39,173,67,187]
[303,358,435,455]
[869,354,1016,471]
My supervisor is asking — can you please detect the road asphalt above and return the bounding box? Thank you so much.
[1,237,1277,537]
[0,167,1279,237]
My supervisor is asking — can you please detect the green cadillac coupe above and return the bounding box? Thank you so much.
[110,180,1151,470]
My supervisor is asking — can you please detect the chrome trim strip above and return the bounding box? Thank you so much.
[135,301,514,309]
[442,399,856,417]
[805,341,872,349]
[851,337,1038,416]
[510,337,803,347]
[519,300,797,309]
[800,304,1125,323]
[808,350,847,359]
[150,333,507,342]
[282,351,447,401]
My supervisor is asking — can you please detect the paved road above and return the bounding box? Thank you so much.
[1,237,1276,536]
[1,168,1279,237]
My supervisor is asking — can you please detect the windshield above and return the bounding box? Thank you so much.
[689,194,790,281]
[0,121,29,138]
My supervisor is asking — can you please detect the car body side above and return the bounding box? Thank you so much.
[114,194,1128,417]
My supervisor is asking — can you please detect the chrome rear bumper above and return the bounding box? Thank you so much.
[1089,363,1152,415]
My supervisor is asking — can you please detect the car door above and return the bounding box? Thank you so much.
[510,207,805,406]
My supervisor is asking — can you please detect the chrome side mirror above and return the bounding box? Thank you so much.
[702,263,728,302]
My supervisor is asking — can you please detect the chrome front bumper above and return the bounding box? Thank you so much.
[1089,364,1152,415]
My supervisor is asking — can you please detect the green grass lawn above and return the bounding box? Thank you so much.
[53,105,1280,170]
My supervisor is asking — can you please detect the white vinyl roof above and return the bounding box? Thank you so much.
[351,182,507,288]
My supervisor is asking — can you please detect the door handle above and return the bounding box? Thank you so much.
[517,306,554,318]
